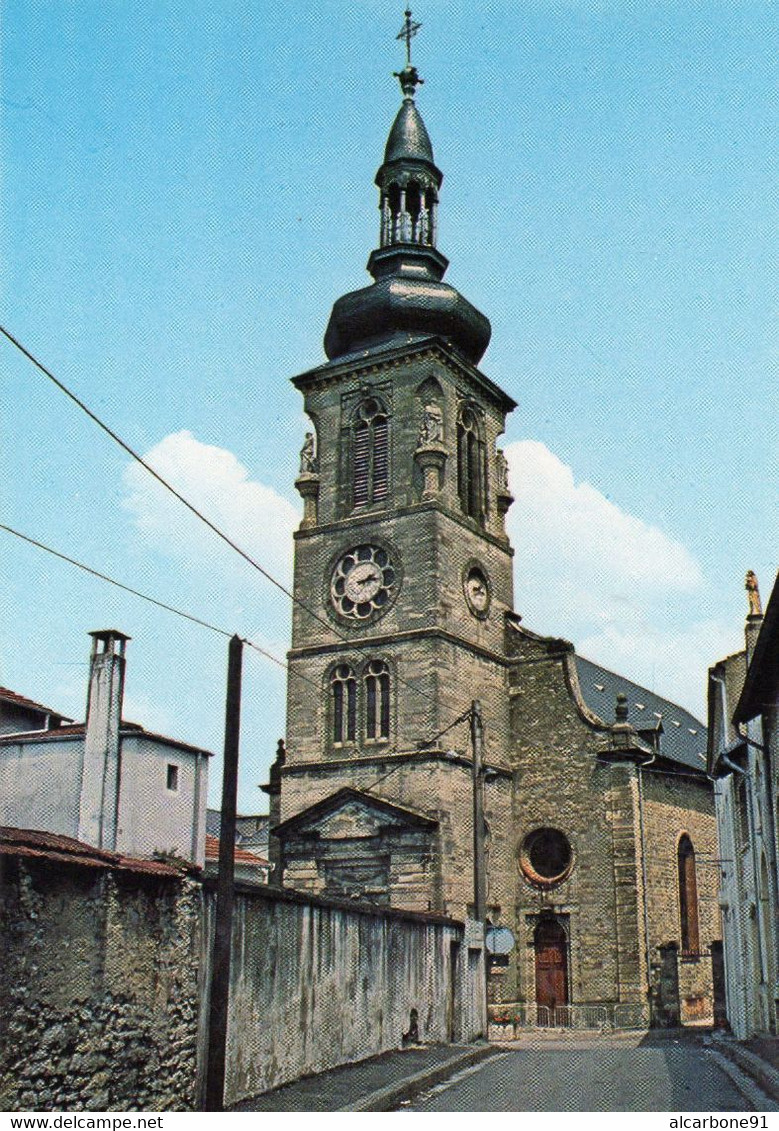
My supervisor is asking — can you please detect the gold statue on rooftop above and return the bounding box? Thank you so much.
[746,570,762,616]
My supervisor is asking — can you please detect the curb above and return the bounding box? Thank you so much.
[340,1043,500,1112]
[710,1037,779,1103]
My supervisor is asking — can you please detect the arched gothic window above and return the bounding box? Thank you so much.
[330,664,356,745]
[457,405,486,522]
[353,399,389,509]
[364,660,390,742]
[678,834,700,954]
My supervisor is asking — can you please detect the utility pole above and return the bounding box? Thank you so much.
[470,699,487,923]
[205,634,243,1112]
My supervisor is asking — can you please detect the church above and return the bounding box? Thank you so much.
[264,27,722,1030]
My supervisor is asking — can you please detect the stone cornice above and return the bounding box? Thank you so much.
[288,625,512,667]
[293,496,514,554]
[291,336,517,413]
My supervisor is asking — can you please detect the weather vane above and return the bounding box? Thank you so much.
[396,8,422,67]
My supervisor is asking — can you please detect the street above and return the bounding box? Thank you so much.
[402,1033,778,1112]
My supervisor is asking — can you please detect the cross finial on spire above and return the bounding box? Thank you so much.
[394,9,424,99]
[397,8,422,66]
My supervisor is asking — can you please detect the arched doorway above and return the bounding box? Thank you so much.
[534,918,569,1023]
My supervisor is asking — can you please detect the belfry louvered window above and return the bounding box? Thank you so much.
[331,664,356,744]
[353,399,389,508]
[365,660,390,741]
[457,405,486,522]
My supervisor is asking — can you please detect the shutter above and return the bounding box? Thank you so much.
[353,423,370,506]
[372,417,389,501]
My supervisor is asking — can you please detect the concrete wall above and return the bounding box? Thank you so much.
[0,734,207,867]
[0,738,82,838]
[117,736,208,867]
[0,856,204,1111]
[206,882,483,1107]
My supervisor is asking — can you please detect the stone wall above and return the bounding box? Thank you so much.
[0,851,203,1111]
[641,769,720,1023]
[1,831,482,1111]
[207,881,483,1107]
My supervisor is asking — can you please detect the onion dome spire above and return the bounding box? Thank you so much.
[323,11,491,365]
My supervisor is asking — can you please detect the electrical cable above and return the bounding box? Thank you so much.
[0,326,444,714]
[0,521,322,691]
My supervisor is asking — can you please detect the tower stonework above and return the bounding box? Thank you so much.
[278,56,517,918]
[272,30,720,1029]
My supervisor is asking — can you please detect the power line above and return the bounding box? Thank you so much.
[0,521,321,691]
[0,325,329,632]
[1,326,443,716]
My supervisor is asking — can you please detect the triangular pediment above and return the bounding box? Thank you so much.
[273,787,437,841]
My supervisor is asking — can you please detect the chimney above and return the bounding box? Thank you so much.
[744,571,763,664]
[78,629,130,850]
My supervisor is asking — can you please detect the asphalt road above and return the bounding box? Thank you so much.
[403,1033,777,1112]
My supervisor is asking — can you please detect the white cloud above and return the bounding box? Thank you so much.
[122,430,300,588]
[504,440,723,718]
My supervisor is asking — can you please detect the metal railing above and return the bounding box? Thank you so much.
[487,1001,650,1038]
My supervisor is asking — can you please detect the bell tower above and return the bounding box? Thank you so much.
[275,16,518,917]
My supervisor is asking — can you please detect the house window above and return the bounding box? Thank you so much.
[331,664,357,744]
[353,399,389,508]
[678,834,700,954]
[166,764,179,792]
[457,405,486,522]
[365,660,390,741]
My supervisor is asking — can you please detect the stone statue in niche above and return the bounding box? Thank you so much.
[746,570,762,616]
[496,449,510,492]
[418,403,444,446]
[299,432,318,475]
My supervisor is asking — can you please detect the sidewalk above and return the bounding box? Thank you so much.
[708,1032,779,1102]
[228,1042,498,1112]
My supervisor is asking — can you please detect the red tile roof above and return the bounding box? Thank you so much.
[0,687,72,722]
[0,826,195,877]
[205,834,269,867]
[0,719,213,756]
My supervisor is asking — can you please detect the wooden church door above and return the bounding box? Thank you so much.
[534,919,568,1024]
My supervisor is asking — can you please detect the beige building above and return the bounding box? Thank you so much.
[268,51,721,1028]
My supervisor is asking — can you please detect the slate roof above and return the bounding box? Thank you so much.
[575,656,707,772]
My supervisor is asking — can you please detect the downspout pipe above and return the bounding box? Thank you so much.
[636,750,655,1013]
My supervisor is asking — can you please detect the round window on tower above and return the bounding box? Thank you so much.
[519,828,573,887]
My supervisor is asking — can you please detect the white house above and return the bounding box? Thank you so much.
[708,574,779,1038]
[0,630,211,867]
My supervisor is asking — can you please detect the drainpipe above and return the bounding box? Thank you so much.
[636,749,655,1012]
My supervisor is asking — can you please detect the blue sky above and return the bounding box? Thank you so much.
[2,1,776,813]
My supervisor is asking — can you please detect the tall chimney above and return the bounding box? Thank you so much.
[78,629,130,850]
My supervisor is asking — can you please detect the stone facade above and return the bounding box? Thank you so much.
[273,52,721,1030]
[0,833,203,1111]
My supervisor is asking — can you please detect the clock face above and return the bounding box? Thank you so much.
[330,544,398,621]
[464,565,491,617]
